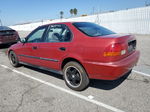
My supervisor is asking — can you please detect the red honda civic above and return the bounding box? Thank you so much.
[8,22,140,91]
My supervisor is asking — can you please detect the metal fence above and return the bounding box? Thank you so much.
[10,6,150,34]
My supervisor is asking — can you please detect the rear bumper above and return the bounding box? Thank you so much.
[0,40,18,45]
[83,51,140,80]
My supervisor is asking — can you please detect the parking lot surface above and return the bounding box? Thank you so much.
[0,33,150,112]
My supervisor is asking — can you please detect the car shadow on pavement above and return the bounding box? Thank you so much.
[23,65,130,90]
[23,65,63,80]
[0,45,10,55]
[89,71,131,90]
[0,44,11,49]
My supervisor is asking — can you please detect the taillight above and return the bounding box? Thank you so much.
[104,43,127,57]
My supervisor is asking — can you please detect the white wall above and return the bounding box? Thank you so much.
[10,6,150,34]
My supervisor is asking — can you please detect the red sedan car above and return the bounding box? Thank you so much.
[0,26,19,45]
[8,22,140,91]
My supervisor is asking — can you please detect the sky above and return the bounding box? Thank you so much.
[0,0,147,26]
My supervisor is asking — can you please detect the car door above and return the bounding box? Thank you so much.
[35,24,73,70]
[18,26,48,65]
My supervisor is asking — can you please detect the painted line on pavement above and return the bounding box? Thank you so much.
[133,70,150,77]
[0,64,124,112]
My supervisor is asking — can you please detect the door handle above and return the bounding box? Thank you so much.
[32,46,37,50]
[59,47,66,51]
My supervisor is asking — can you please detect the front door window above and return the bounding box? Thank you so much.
[27,27,47,43]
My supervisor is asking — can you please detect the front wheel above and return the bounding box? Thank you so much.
[63,61,89,91]
[9,51,20,67]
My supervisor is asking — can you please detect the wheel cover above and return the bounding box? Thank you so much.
[65,66,82,88]
[10,53,17,65]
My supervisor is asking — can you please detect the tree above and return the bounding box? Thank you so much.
[74,8,78,16]
[60,11,64,19]
[145,0,150,6]
[70,9,74,16]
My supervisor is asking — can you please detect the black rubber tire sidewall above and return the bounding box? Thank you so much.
[63,61,89,91]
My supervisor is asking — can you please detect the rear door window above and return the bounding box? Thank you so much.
[45,24,72,42]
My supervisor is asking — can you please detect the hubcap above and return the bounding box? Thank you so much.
[10,53,16,65]
[65,66,82,87]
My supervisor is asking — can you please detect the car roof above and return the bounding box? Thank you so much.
[40,21,90,28]
[0,26,14,31]
[42,22,73,26]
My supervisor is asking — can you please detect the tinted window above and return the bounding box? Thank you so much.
[73,22,115,37]
[45,24,72,42]
[27,27,47,43]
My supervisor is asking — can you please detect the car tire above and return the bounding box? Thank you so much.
[63,61,89,91]
[9,51,20,67]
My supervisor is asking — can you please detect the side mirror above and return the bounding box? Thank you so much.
[19,38,26,43]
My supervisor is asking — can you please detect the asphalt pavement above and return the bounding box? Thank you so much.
[0,33,150,112]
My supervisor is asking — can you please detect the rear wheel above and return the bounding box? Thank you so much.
[9,51,20,67]
[63,61,89,91]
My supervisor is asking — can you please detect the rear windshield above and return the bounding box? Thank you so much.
[73,22,115,37]
[0,30,15,36]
